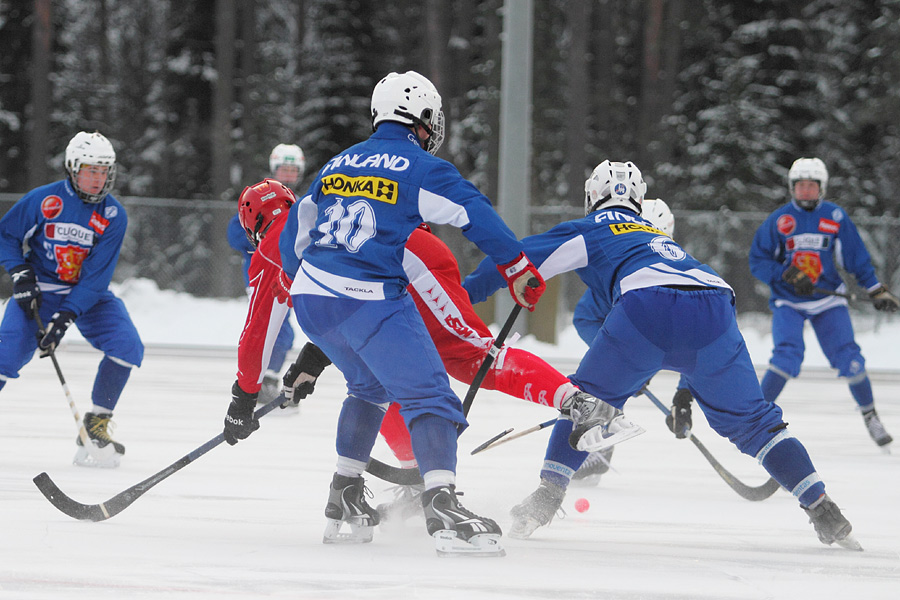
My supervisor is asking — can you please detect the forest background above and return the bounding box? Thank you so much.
[1,0,899,325]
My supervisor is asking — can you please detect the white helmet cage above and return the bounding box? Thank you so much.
[788,157,828,209]
[65,131,117,203]
[371,71,445,155]
[584,160,647,215]
[269,143,306,180]
[641,198,675,237]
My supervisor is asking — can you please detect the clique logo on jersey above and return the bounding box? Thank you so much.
[786,233,830,251]
[44,222,94,245]
[41,195,64,219]
[776,214,796,236]
[321,174,399,205]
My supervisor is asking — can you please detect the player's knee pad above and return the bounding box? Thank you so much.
[834,354,866,379]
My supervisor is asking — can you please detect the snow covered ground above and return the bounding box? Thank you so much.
[1,279,899,599]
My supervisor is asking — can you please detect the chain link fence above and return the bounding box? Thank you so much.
[2,192,899,320]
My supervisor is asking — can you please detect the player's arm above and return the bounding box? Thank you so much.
[0,191,39,272]
[0,194,43,317]
[235,251,291,395]
[748,217,785,286]
[278,193,316,280]
[463,223,585,305]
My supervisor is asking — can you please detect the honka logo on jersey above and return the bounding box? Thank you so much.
[818,218,840,234]
[608,222,666,236]
[44,222,94,245]
[321,174,399,204]
[90,211,109,235]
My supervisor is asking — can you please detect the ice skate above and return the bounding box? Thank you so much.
[422,485,504,557]
[862,409,892,452]
[322,473,380,544]
[73,412,124,468]
[802,494,862,551]
[377,484,424,525]
[509,479,566,539]
[571,446,615,487]
[561,391,645,452]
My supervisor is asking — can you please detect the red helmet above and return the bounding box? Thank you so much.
[237,178,296,247]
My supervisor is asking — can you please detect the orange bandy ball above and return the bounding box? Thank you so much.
[574,498,590,513]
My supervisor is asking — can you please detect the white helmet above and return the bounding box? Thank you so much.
[269,144,306,176]
[371,71,444,155]
[641,198,674,237]
[788,157,828,209]
[65,131,117,203]
[584,160,646,215]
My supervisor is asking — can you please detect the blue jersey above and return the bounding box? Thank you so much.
[749,199,881,312]
[465,207,731,307]
[572,289,611,346]
[280,122,523,300]
[227,212,254,285]
[0,179,127,317]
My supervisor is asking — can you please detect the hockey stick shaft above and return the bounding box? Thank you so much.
[33,395,286,521]
[32,309,99,455]
[461,277,540,417]
[470,418,557,455]
[642,388,780,501]
[812,287,874,303]
[461,303,522,417]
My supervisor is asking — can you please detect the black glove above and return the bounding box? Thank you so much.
[869,286,900,313]
[37,310,76,357]
[224,381,260,445]
[782,265,815,296]
[665,387,693,439]
[281,342,332,408]
[10,264,41,316]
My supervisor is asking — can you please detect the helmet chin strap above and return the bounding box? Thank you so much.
[795,198,820,211]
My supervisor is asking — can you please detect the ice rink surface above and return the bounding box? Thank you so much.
[1,343,899,599]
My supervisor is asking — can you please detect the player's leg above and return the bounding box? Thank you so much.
[292,295,385,543]
[354,297,502,552]
[298,294,502,552]
[73,292,143,467]
[0,295,49,391]
[685,293,855,547]
[812,307,892,448]
[509,418,596,538]
[761,305,806,403]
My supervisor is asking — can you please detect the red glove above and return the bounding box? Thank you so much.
[497,252,546,311]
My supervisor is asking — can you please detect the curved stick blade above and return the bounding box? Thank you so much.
[33,472,113,521]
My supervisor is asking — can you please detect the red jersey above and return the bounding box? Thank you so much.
[235,217,293,393]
